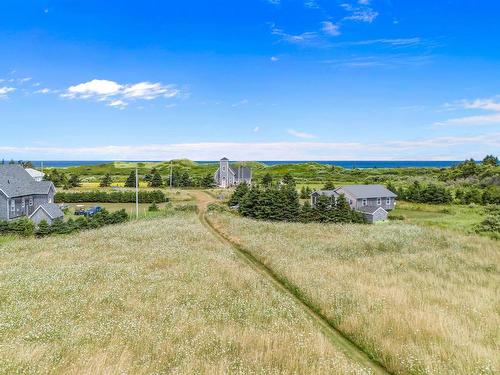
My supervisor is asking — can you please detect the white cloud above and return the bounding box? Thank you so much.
[1,133,498,160]
[253,126,261,132]
[108,99,128,109]
[271,25,319,45]
[305,1,320,9]
[344,9,378,22]
[322,21,341,36]
[358,0,370,4]
[0,86,15,98]
[270,56,280,62]
[34,88,53,94]
[436,96,500,126]
[435,113,500,126]
[345,38,422,46]
[288,129,317,139]
[232,99,249,107]
[19,77,32,83]
[61,79,180,108]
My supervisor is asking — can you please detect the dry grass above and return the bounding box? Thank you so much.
[208,212,500,375]
[0,213,369,374]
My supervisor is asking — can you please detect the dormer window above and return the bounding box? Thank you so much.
[377,198,381,205]
[362,199,368,206]
[386,197,391,205]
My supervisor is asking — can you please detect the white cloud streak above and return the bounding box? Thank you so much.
[322,21,341,36]
[288,129,318,139]
[436,96,500,126]
[1,134,498,161]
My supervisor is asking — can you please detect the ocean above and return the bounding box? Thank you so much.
[29,160,463,169]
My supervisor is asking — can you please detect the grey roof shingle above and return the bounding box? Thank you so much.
[30,203,64,219]
[311,190,339,197]
[337,185,397,199]
[357,206,388,214]
[0,165,54,198]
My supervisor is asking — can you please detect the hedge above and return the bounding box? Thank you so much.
[55,190,167,204]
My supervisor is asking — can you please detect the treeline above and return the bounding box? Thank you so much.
[45,169,82,189]
[55,190,167,203]
[387,181,500,205]
[0,209,129,237]
[229,177,365,224]
[124,168,215,188]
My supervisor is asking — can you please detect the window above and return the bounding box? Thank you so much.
[386,197,391,205]
[377,197,381,205]
[48,197,52,203]
[29,197,33,207]
[362,198,368,206]
[10,200,15,212]
[21,199,25,208]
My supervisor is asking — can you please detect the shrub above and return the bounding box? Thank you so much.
[55,190,168,204]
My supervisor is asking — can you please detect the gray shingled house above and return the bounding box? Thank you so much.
[0,165,63,224]
[214,157,252,188]
[311,184,397,223]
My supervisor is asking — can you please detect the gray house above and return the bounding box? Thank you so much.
[311,185,397,223]
[214,157,252,188]
[0,165,63,223]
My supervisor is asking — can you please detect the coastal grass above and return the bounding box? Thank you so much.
[208,212,500,375]
[0,212,369,374]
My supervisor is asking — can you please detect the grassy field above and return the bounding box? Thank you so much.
[208,212,500,375]
[392,201,486,234]
[0,212,371,374]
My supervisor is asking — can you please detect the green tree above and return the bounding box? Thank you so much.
[323,181,335,190]
[68,174,82,188]
[482,154,498,166]
[200,173,215,188]
[282,173,295,187]
[100,173,113,187]
[262,173,273,187]
[124,171,136,188]
[35,220,51,237]
[229,182,249,206]
[149,172,163,187]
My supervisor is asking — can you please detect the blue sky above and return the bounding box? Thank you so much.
[1,0,499,160]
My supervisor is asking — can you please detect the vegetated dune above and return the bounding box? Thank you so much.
[208,212,500,375]
[0,213,369,374]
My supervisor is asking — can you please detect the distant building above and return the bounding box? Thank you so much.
[0,165,63,223]
[311,184,397,223]
[214,157,252,188]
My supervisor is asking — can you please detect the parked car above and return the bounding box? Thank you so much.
[74,205,86,215]
[84,206,103,217]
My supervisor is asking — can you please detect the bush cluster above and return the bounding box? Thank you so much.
[55,190,167,204]
[474,206,500,238]
[0,209,129,238]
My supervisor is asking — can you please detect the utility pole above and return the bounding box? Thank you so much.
[135,167,139,219]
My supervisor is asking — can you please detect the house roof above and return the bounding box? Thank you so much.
[357,206,388,215]
[220,157,229,161]
[29,203,64,220]
[235,166,251,180]
[25,168,45,179]
[0,165,54,198]
[337,185,397,199]
[311,190,339,197]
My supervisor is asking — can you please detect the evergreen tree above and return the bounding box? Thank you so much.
[299,201,315,223]
[200,173,215,188]
[124,171,136,188]
[281,185,300,221]
[68,174,82,188]
[262,173,273,187]
[482,154,498,166]
[35,220,51,237]
[180,171,192,187]
[323,181,335,190]
[150,172,163,187]
[239,186,261,218]
[313,195,332,223]
[334,194,352,223]
[229,182,249,206]
[282,173,295,187]
[100,173,112,187]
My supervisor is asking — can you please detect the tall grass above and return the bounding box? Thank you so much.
[208,212,500,375]
[0,212,368,374]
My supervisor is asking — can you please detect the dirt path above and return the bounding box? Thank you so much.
[190,190,391,375]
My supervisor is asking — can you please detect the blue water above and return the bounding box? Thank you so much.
[30,160,464,169]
